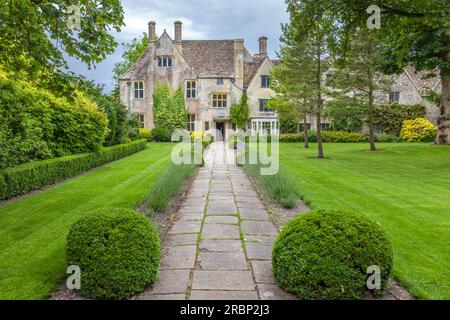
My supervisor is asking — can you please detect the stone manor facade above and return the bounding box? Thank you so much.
[120,21,441,137]
[119,21,279,141]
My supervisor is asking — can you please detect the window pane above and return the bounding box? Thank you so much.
[168,57,172,67]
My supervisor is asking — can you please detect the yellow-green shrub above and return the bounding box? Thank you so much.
[139,128,152,141]
[400,118,436,142]
[0,73,109,169]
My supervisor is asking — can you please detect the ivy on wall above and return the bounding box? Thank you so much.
[230,92,249,130]
[153,84,188,132]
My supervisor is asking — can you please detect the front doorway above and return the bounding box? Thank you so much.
[216,122,225,141]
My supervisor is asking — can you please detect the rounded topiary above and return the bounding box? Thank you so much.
[66,208,160,299]
[272,209,393,300]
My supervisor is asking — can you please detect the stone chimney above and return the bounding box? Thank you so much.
[234,39,244,89]
[259,36,268,56]
[174,21,182,43]
[148,21,156,43]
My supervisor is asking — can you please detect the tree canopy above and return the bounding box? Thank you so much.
[0,0,124,73]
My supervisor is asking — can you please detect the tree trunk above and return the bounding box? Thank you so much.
[303,114,309,148]
[435,72,450,145]
[316,39,324,159]
[368,91,377,151]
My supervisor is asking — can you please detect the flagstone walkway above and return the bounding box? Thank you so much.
[137,142,294,300]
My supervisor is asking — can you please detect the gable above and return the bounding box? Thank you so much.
[156,32,174,56]
[119,48,152,80]
[246,57,273,89]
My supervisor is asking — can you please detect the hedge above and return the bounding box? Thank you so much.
[279,131,402,143]
[0,139,147,200]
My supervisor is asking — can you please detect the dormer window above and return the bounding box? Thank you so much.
[217,78,224,85]
[157,56,173,67]
[261,75,270,88]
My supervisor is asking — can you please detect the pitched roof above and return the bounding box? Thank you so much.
[404,66,441,95]
[181,40,236,77]
[244,56,265,88]
[243,55,279,88]
[119,48,151,80]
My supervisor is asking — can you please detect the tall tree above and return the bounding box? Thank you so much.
[0,1,124,73]
[269,63,315,148]
[329,29,392,151]
[282,3,335,158]
[289,0,450,144]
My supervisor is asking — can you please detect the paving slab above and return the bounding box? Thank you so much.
[204,216,238,224]
[202,224,240,239]
[237,202,266,210]
[166,233,199,246]
[152,270,191,294]
[192,271,255,291]
[197,252,247,271]
[169,221,202,234]
[207,204,238,215]
[178,211,204,221]
[161,245,197,269]
[235,196,260,203]
[190,291,258,300]
[241,221,278,236]
[251,260,276,284]
[179,205,205,213]
[199,240,243,252]
[245,242,273,260]
[240,211,270,221]
[244,235,277,243]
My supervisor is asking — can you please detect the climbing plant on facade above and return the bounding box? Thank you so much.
[230,92,249,130]
[152,83,188,132]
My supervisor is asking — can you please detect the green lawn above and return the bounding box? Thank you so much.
[0,143,174,299]
[280,143,450,300]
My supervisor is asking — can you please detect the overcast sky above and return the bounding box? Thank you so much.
[66,0,289,92]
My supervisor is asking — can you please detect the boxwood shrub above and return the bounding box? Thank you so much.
[66,208,160,299]
[0,139,147,200]
[151,127,172,142]
[272,209,393,299]
[279,131,402,143]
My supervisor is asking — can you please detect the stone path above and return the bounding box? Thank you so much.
[138,142,294,300]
